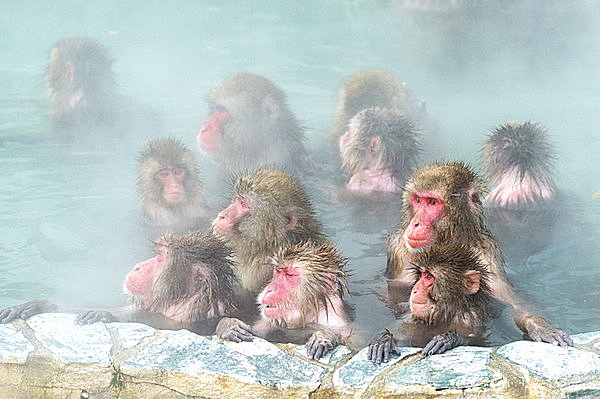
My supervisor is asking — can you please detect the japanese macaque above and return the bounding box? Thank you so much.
[339,107,422,194]
[386,162,573,347]
[212,168,326,306]
[482,121,557,210]
[197,73,309,175]
[45,37,160,142]
[216,242,353,360]
[46,37,116,133]
[0,232,238,328]
[330,70,425,142]
[369,244,492,363]
[137,138,210,234]
[482,122,565,260]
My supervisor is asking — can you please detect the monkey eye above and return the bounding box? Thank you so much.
[414,196,421,204]
[172,168,185,176]
[238,197,251,209]
[156,169,171,179]
[422,271,434,281]
[427,198,437,205]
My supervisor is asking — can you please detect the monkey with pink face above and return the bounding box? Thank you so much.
[216,241,353,360]
[0,232,238,332]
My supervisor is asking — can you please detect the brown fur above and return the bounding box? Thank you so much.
[137,138,209,228]
[386,161,500,279]
[482,121,557,209]
[133,232,238,321]
[205,72,308,174]
[330,70,423,141]
[386,162,572,347]
[410,244,491,327]
[226,168,326,300]
[45,37,116,128]
[265,241,351,327]
[340,107,422,186]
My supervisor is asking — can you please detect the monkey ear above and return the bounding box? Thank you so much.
[284,209,298,230]
[65,61,75,84]
[368,137,381,154]
[262,95,280,123]
[463,270,481,295]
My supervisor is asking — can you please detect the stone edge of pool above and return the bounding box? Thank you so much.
[0,313,599,399]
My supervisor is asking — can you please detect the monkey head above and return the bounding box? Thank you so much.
[409,243,491,326]
[257,242,350,328]
[46,37,115,112]
[138,138,202,207]
[401,162,487,252]
[213,168,324,252]
[482,121,557,209]
[197,73,302,172]
[339,107,421,193]
[125,231,237,322]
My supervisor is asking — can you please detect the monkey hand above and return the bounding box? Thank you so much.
[75,310,117,325]
[422,331,468,356]
[0,300,58,323]
[306,329,339,360]
[367,329,401,364]
[216,317,258,343]
[524,316,573,347]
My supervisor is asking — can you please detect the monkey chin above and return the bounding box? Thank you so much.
[260,305,305,329]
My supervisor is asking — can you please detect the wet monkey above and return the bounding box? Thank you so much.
[0,232,238,328]
[45,37,161,141]
[339,107,422,194]
[216,242,353,360]
[369,244,492,363]
[330,69,425,142]
[482,121,558,210]
[482,121,565,259]
[386,162,573,347]
[137,138,210,233]
[212,168,326,306]
[46,37,116,133]
[197,73,309,175]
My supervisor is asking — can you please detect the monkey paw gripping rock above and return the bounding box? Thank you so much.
[1,313,600,398]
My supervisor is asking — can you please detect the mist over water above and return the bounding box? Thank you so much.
[1,1,599,346]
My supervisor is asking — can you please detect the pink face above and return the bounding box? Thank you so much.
[156,168,186,203]
[124,252,168,296]
[404,191,445,249]
[259,265,302,320]
[197,107,229,152]
[409,270,435,320]
[212,196,252,237]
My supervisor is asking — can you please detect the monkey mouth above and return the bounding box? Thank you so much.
[261,304,285,318]
[406,238,430,249]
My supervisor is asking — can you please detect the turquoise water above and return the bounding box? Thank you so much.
[1,1,599,346]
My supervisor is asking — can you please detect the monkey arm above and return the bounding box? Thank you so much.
[422,331,469,356]
[216,317,259,343]
[485,253,573,347]
[516,314,573,348]
[367,329,402,364]
[0,300,60,323]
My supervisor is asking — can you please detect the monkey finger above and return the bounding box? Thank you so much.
[383,342,391,363]
[223,331,242,343]
[313,344,326,360]
[238,323,259,337]
[75,311,93,325]
[0,309,16,323]
[232,327,254,342]
[20,306,39,319]
[376,343,386,363]
[423,339,442,356]
[367,344,376,361]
